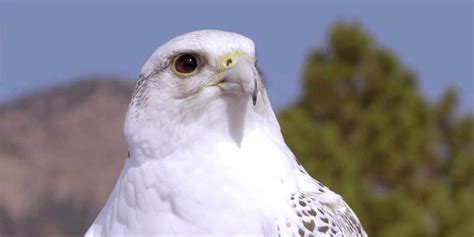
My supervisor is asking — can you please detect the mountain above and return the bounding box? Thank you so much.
[0,78,134,237]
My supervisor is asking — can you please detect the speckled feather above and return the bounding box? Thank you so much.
[277,161,367,237]
[85,30,367,237]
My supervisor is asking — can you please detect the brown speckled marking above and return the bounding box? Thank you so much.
[318,226,329,233]
[303,220,315,232]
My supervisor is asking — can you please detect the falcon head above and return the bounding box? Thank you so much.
[125,30,278,159]
[132,30,261,111]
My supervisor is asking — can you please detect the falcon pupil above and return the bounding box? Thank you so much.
[175,54,198,74]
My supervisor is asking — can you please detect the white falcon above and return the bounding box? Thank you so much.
[85,30,367,237]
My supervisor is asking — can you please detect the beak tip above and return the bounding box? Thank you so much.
[252,77,258,106]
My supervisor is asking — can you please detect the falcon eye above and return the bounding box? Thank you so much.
[173,54,199,75]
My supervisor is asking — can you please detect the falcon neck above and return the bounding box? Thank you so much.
[124,93,283,162]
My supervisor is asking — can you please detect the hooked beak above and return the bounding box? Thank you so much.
[211,56,258,106]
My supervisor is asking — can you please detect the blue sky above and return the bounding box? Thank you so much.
[1,1,473,112]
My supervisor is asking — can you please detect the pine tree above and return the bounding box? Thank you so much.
[278,21,474,237]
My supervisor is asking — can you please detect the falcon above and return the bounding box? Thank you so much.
[85,30,367,237]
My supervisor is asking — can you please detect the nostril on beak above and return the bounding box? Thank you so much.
[226,59,233,67]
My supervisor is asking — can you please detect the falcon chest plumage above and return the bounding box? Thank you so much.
[106,99,298,235]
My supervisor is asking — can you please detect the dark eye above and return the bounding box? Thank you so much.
[174,54,198,74]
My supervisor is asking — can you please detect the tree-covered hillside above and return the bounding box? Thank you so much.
[279,22,474,237]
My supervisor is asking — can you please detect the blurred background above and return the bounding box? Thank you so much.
[0,1,473,237]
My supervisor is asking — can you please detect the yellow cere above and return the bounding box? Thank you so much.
[208,51,248,86]
[220,51,247,69]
